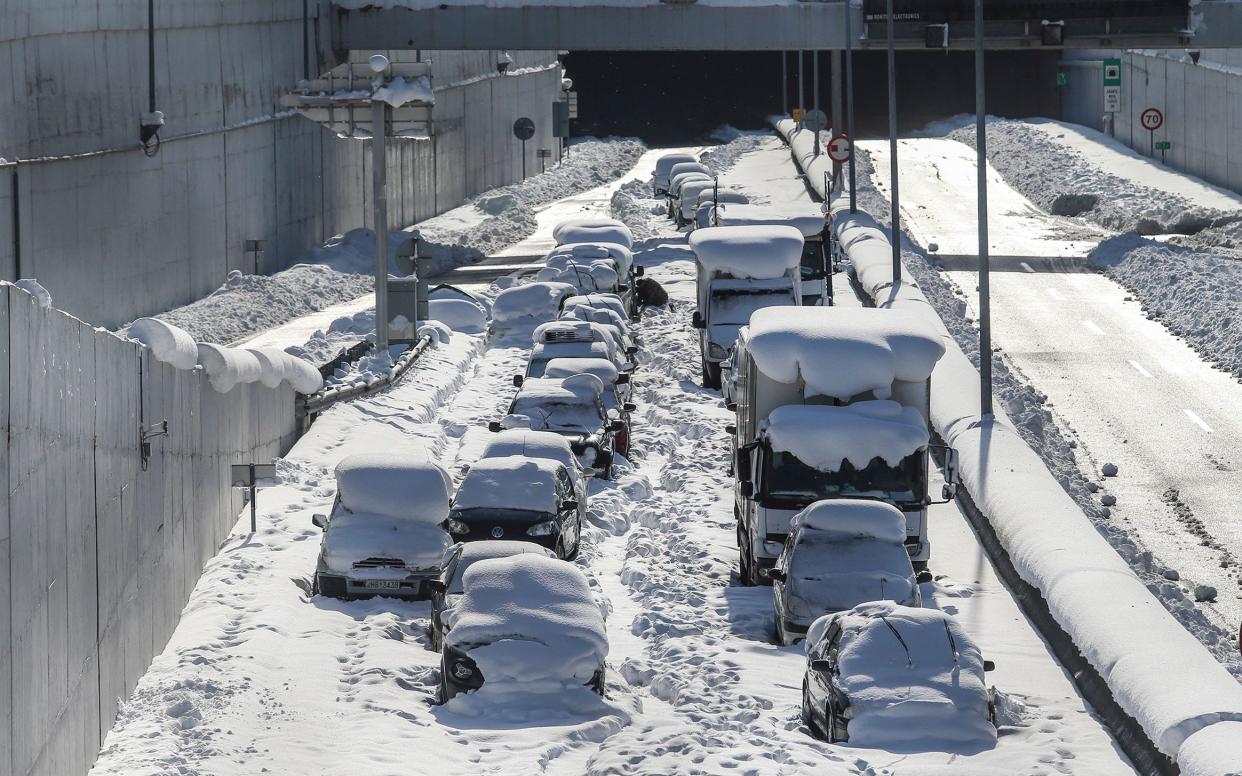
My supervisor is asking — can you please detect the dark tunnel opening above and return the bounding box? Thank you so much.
[563,50,1062,145]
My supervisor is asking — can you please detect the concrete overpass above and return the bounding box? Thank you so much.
[332,0,1242,52]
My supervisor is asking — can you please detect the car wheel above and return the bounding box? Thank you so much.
[802,680,823,740]
[438,673,451,704]
[600,452,614,480]
[739,543,756,587]
[828,702,848,743]
[702,360,721,390]
[430,622,442,652]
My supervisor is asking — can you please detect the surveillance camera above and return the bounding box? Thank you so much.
[369,53,390,74]
[496,51,513,74]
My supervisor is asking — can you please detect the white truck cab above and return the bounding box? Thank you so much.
[728,306,957,584]
[709,203,832,306]
[688,225,804,389]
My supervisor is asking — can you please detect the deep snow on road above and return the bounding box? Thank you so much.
[863,136,1242,635]
[90,137,1130,775]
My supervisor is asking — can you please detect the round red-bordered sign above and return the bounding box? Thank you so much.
[1140,107,1164,131]
[827,133,851,163]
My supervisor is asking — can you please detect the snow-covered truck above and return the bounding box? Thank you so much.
[728,306,957,584]
[709,202,832,306]
[688,225,804,389]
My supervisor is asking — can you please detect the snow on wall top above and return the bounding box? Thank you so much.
[689,225,804,280]
[789,498,909,544]
[453,455,563,512]
[711,202,826,238]
[372,75,435,108]
[810,601,996,748]
[767,402,928,470]
[335,452,452,523]
[746,307,945,400]
[128,318,199,370]
[552,218,633,250]
[445,554,607,686]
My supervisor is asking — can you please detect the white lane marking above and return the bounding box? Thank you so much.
[1020,261,1036,273]
[1082,319,1105,335]
[1184,409,1214,433]
[1128,360,1154,378]
[1046,288,1064,301]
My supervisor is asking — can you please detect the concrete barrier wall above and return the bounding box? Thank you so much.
[1061,49,1242,194]
[0,0,560,328]
[1,283,299,776]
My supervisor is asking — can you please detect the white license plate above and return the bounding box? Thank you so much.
[364,580,401,590]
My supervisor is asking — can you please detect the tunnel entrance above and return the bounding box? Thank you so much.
[563,50,1061,145]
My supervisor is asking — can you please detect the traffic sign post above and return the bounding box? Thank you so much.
[803,109,828,156]
[1155,139,1171,164]
[827,133,851,164]
[1103,58,1122,131]
[513,117,535,179]
[1140,107,1164,158]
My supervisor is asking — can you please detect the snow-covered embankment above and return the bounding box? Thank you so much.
[774,117,1242,776]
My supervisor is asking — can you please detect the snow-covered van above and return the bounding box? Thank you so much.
[652,152,698,196]
[709,203,832,305]
[688,225,804,389]
[311,453,454,600]
[728,307,957,584]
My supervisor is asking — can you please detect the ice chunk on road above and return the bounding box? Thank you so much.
[128,318,199,370]
[747,307,945,400]
[688,224,804,280]
[767,402,928,471]
[335,452,451,523]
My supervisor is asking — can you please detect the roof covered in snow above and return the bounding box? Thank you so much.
[516,374,605,402]
[709,202,826,238]
[552,218,633,250]
[689,225,805,280]
[493,281,576,326]
[334,452,452,523]
[767,402,928,470]
[546,242,633,276]
[746,307,945,400]
[544,357,620,385]
[783,523,917,616]
[452,455,564,512]
[790,499,909,544]
[445,554,607,685]
[562,294,627,320]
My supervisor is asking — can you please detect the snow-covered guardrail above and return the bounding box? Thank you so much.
[300,333,434,422]
[772,117,1242,776]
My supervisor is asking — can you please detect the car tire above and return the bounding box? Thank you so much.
[739,543,759,587]
[802,680,823,740]
[702,360,721,390]
[774,613,786,646]
[438,673,451,704]
[828,702,848,743]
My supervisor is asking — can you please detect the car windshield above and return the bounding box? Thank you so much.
[512,398,603,433]
[764,448,924,507]
[709,287,796,326]
[446,551,538,594]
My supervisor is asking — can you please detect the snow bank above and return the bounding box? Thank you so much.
[127,318,199,370]
[552,217,633,250]
[452,456,562,512]
[746,307,945,401]
[428,297,488,334]
[790,499,908,544]
[492,281,576,330]
[14,278,52,308]
[1177,722,1242,776]
[710,202,825,238]
[195,343,262,393]
[689,225,804,280]
[815,601,996,749]
[321,513,450,573]
[767,402,927,471]
[335,452,451,523]
[445,554,606,688]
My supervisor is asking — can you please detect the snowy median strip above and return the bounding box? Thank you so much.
[773,117,1242,775]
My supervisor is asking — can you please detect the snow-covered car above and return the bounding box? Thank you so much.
[666,162,711,199]
[491,281,576,334]
[472,428,589,505]
[766,501,920,645]
[675,179,717,226]
[445,456,585,558]
[802,601,997,746]
[536,259,620,296]
[694,188,751,230]
[552,217,633,250]
[667,170,712,218]
[311,453,453,600]
[558,301,635,345]
[428,540,556,651]
[543,357,635,456]
[652,152,698,196]
[491,374,623,478]
[560,293,630,324]
[538,314,636,358]
[440,554,608,702]
[545,242,642,314]
[525,321,635,377]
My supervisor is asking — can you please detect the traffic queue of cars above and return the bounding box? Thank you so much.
[310,216,641,703]
[652,150,1000,747]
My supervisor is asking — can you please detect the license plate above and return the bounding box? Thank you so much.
[364,580,401,590]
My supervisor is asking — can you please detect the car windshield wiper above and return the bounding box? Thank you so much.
[943,619,960,668]
[878,615,913,669]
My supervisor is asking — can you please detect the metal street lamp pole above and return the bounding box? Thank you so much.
[372,99,391,353]
[975,0,993,417]
[886,0,901,282]
[846,0,857,213]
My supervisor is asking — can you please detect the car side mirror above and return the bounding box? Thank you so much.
[634,266,645,277]
[561,500,579,512]
[623,402,637,412]
[941,483,959,501]
[610,419,625,433]
[311,513,328,530]
[739,481,754,498]
[983,660,996,673]
[615,373,630,384]
[736,447,752,483]
[810,658,832,672]
[425,579,446,595]
[512,374,524,387]
[691,311,705,329]
[764,568,786,582]
[725,424,736,435]
[488,421,502,433]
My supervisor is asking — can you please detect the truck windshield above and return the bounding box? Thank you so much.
[709,287,796,326]
[763,448,924,508]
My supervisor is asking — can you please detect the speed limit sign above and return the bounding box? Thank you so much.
[1140,107,1164,131]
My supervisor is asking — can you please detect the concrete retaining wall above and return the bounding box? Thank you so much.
[1060,49,1242,194]
[0,283,299,776]
[0,0,560,328]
